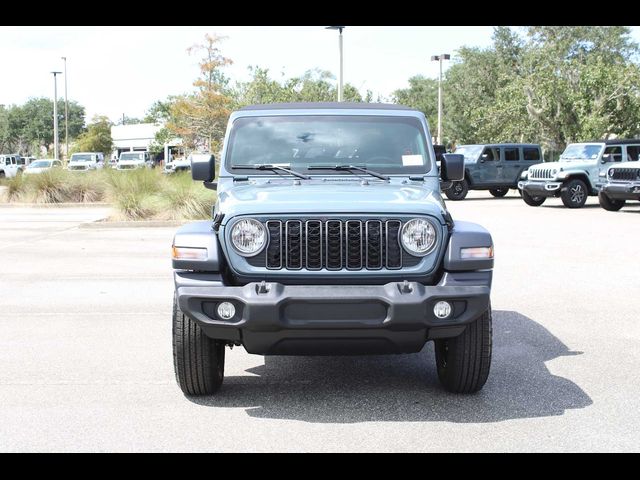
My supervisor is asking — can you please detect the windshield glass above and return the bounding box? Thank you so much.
[120,153,144,161]
[454,145,483,162]
[70,154,94,162]
[560,143,603,161]
[226,115,431,174]
[29,160,51,168]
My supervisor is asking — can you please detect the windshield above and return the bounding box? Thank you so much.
[454,145,484,162]
[226,115,431,174]
[560,143,603,161]
[29,160,51,168]
[120,153,144,161]
[70,154,94,162]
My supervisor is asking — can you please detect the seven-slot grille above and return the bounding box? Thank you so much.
[259,219,413,271]
[609,168,640,181]
[528,167,554,180]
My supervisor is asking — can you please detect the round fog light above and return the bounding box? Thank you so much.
[217,302,236,320]
[434,301,452,319]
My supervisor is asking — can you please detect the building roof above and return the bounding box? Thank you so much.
[239,102,419,111]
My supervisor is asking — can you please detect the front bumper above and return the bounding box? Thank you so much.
[175,270,492,355]
[518,180,562,197]
[601,182,640,200]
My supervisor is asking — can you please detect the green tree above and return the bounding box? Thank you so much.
[392,75,439,133]
[73,116,113,155]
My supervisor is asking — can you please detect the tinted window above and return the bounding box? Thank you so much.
[227,115,431,174]
[523,147,540,161]
[504,147,520,161]
[604,146,622,162]
[625,145,640,162]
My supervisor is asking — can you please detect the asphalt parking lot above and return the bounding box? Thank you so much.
[1,192,639,452]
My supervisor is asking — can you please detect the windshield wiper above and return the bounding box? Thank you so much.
[232,164,310,180]
[308,165,390,181]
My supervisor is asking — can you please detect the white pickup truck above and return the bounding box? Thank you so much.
[0,154,24,178]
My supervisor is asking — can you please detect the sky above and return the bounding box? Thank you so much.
[2,26,640,123]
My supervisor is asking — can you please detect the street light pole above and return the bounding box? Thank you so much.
[51,71,62,160]
[326,26,345,102]
[61,57,69,163]
[430,54,450,145]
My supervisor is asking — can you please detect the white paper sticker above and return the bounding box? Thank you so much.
[402,154,424,166]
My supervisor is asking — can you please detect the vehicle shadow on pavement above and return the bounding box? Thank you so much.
[189,310,593,423]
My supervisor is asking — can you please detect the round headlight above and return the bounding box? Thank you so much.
[230,219,266,256]
[401,218,437,256]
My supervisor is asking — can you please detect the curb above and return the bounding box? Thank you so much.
[0,202,111,208]
[79,219,186,229]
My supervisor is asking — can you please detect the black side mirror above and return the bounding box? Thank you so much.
[601,154,612,164]
[441,154,464,182]
[191,154,216,182]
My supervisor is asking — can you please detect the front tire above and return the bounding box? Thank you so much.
[444,179,469,200]
[561,179,588,208]
[173,294,225,395]
[434,307,492,394]
[522,189,546,206]
[489,187,509,198]
[598,192,625,211]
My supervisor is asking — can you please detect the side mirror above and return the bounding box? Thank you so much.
[441,154,464,182]
[191,153,216,182]
[601,154,612,164]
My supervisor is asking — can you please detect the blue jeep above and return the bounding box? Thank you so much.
[171,103,495,395]
[445,143,543,200]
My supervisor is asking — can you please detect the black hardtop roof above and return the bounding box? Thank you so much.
[239,102,419,112]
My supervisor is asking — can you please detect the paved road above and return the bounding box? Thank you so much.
[1,193,639,452]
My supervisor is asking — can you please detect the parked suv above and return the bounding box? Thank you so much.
[598,160,640,211]
[171,103,495,396]
[518,139,640,208]
[116,151,151,170]
[0,154,24,178]
[445,143,542,200]
[67,152,105,171]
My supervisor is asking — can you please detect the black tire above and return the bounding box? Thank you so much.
[444,179,469,200]
[0,171,5,179]
[598,192,625,211]
[172,294,225,395]
[489,187,509,198]
[434,307,492,394]
[561,178,588,208]
[521,189,546,206]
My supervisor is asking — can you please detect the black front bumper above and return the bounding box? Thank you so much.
[175,271,492,355]
[601,182,640,200]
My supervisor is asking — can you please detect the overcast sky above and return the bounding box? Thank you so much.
[2,26,640,123]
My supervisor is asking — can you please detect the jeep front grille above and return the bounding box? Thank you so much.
[256,219,417,271]
[609,168,640,181]
[529,167,554,180]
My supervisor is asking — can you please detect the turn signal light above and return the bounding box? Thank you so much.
[172,246,207,260]
[460,246,493,259]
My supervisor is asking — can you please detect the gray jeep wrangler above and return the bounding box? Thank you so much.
[172,103,494,395]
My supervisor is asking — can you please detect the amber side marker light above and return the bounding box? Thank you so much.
[172,246,208,260]
[460,246,494,259]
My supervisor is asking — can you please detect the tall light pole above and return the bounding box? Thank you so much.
[431,54,450,145]
[61,57,69,163]
[51,71,62,160]
[326,26,345,102]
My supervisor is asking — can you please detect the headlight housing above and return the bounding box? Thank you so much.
[401,218,437,256]
[230,218,267,256]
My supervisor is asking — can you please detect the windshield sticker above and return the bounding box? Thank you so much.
[402,154,424,166]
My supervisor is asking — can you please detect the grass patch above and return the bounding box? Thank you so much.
[2,167,216,221]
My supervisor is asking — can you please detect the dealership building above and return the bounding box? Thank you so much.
[110,123,182,164]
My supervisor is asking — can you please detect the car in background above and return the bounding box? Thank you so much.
[116,151,151,170]
[519,139,640,208]
[598,160,640,211]
[23,159,63,175]
[163,155,192,174]
[67,152,105,172]
[0,154,24,178]
[445,143,543,200]
[20,156,36,167]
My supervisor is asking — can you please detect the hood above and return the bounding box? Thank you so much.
[529,160,596,172]
[119,159,145,165]
[612,161,640,169]
[217,180,447,225]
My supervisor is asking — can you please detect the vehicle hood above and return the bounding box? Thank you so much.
[611,161,640,169]
[118,160,145,165]
[217,181,447,225]
[528,160,595,172]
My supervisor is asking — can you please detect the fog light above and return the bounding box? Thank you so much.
[434,301,452,319]
[217,302,236,320]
